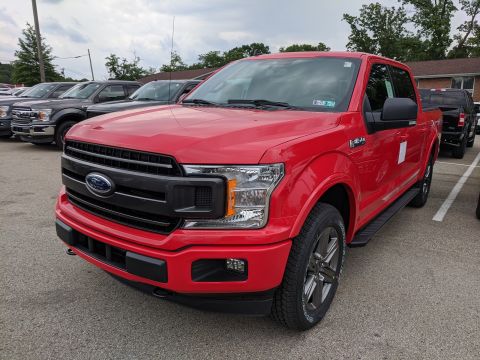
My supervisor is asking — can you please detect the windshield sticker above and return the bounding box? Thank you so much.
[313,99,336,107]
[344,61,352,68]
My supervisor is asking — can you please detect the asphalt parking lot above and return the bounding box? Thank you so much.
[1,136,479,360]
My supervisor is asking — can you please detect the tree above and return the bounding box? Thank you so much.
[196,51,226,68]
[400,0,457,59]
[448,0,480,58]
[343,3,423,61]
[11,23,61,86]
[223,43,270,63]
[0,63,13,84]
[159,51,188,72]
[105,53,155,80]
[279,43,330,52]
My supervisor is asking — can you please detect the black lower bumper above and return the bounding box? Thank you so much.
[110,274,274,315]
[0,119,12,136]
[56,219,274,315]
[441,130,464,146]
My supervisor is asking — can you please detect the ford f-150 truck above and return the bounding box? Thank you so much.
[85,80,201,118]
[55,52,441,330]
[0,82,75,138]
[11,80,140,148]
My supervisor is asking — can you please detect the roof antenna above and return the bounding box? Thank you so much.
[168,16,175,103]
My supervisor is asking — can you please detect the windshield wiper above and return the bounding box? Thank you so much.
[134,97,160,101]
[182,98,219,106]
[227,99,298,109]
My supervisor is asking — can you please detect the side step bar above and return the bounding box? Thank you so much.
[349,187,420,247]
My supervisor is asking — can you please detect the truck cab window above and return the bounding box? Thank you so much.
[390,66,416,102]
[366,64,394,112]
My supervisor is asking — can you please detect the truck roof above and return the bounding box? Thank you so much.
[251,51,409,69]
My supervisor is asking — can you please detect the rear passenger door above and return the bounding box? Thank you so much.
[389,65,425,187]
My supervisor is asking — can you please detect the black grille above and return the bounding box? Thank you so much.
[75,233,127,269]
[67,188,181,234]
[195,187,213,208]
[64,140,182,176]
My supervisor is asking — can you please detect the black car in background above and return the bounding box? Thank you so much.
[420,88,476,158]
[86,80,201,118]
[474,102,480,134]
[11,80,140,148]
[0,82,76,138]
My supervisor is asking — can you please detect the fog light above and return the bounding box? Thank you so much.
[225,258,246,273]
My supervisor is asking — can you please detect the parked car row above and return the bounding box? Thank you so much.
[1,79,200,148]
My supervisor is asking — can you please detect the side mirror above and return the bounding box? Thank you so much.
[381,98,417,121]
[373,98,418,131]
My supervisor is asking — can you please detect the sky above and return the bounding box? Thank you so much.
[0,0,469,80]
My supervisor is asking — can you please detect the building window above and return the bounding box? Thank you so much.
[451,76,474,93]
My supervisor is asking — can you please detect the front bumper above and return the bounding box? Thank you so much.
[0,118,12,135]
[55,191,292,296]
[11,122,55,142]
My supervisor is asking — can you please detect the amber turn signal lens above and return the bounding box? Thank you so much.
[226,178,237,216]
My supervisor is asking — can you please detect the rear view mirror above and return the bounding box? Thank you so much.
[381,98,417,121]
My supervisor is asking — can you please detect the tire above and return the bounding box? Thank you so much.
[0,133,12,138]
[452,134,467,159]
[467,126,475,148]
[271,203,345,330]
[55,120,76,150]
[409,153,434,208]
[476,193,480,220]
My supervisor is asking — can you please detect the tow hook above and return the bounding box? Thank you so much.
[66,248,76,256]
[152,288,170,299]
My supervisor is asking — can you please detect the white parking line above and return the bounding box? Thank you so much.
[436,161,480,168]
[433,151,480,222]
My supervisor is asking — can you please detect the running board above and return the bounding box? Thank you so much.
[349,188,420,247]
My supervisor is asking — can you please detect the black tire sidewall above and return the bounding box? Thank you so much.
[293,204,346,329]
[55,121,76,149]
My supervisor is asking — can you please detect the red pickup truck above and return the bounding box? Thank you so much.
[55,52,441,330]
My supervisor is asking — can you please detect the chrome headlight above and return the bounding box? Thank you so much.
[182,164,284,229]
[0,106,10,118]
[35,109,53,121]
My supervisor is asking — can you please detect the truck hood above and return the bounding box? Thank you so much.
[87,99,170,113]
[0,96,41,106]
[67,105,341,164]
[14,98,92,110]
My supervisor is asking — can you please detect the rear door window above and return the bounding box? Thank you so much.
[51,84,75,98]
[97,85,126,102]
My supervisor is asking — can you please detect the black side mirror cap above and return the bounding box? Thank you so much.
[381,98,418,122]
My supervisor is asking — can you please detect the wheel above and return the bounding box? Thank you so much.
[452,134,467,159]
[55,120,76,150]
[409,153,433,208]
[271,203,345,330]
[467,126,475,148]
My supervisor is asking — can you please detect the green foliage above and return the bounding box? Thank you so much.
[159,43,270,72]
[0,63,13,84]
[343,3,423,61]
[11,23,62,86]
[279,43,330,52]
[401,0,457,59]
[159,51,188,72]
[448,0,480,58]
[105,53,156,80]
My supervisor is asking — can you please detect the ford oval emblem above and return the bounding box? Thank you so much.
[85,173,115,196]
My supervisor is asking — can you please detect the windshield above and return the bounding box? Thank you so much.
[130,81,183,101]
[59,82,101,99]
[20,83,56,98]
[184,57,361,112]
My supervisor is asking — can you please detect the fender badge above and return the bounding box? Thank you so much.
[349,137,366,148]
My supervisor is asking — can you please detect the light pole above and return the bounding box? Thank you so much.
[87,49,94,80]
[31,0,45,82]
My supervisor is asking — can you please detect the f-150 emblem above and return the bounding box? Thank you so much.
[349,137,366,148]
